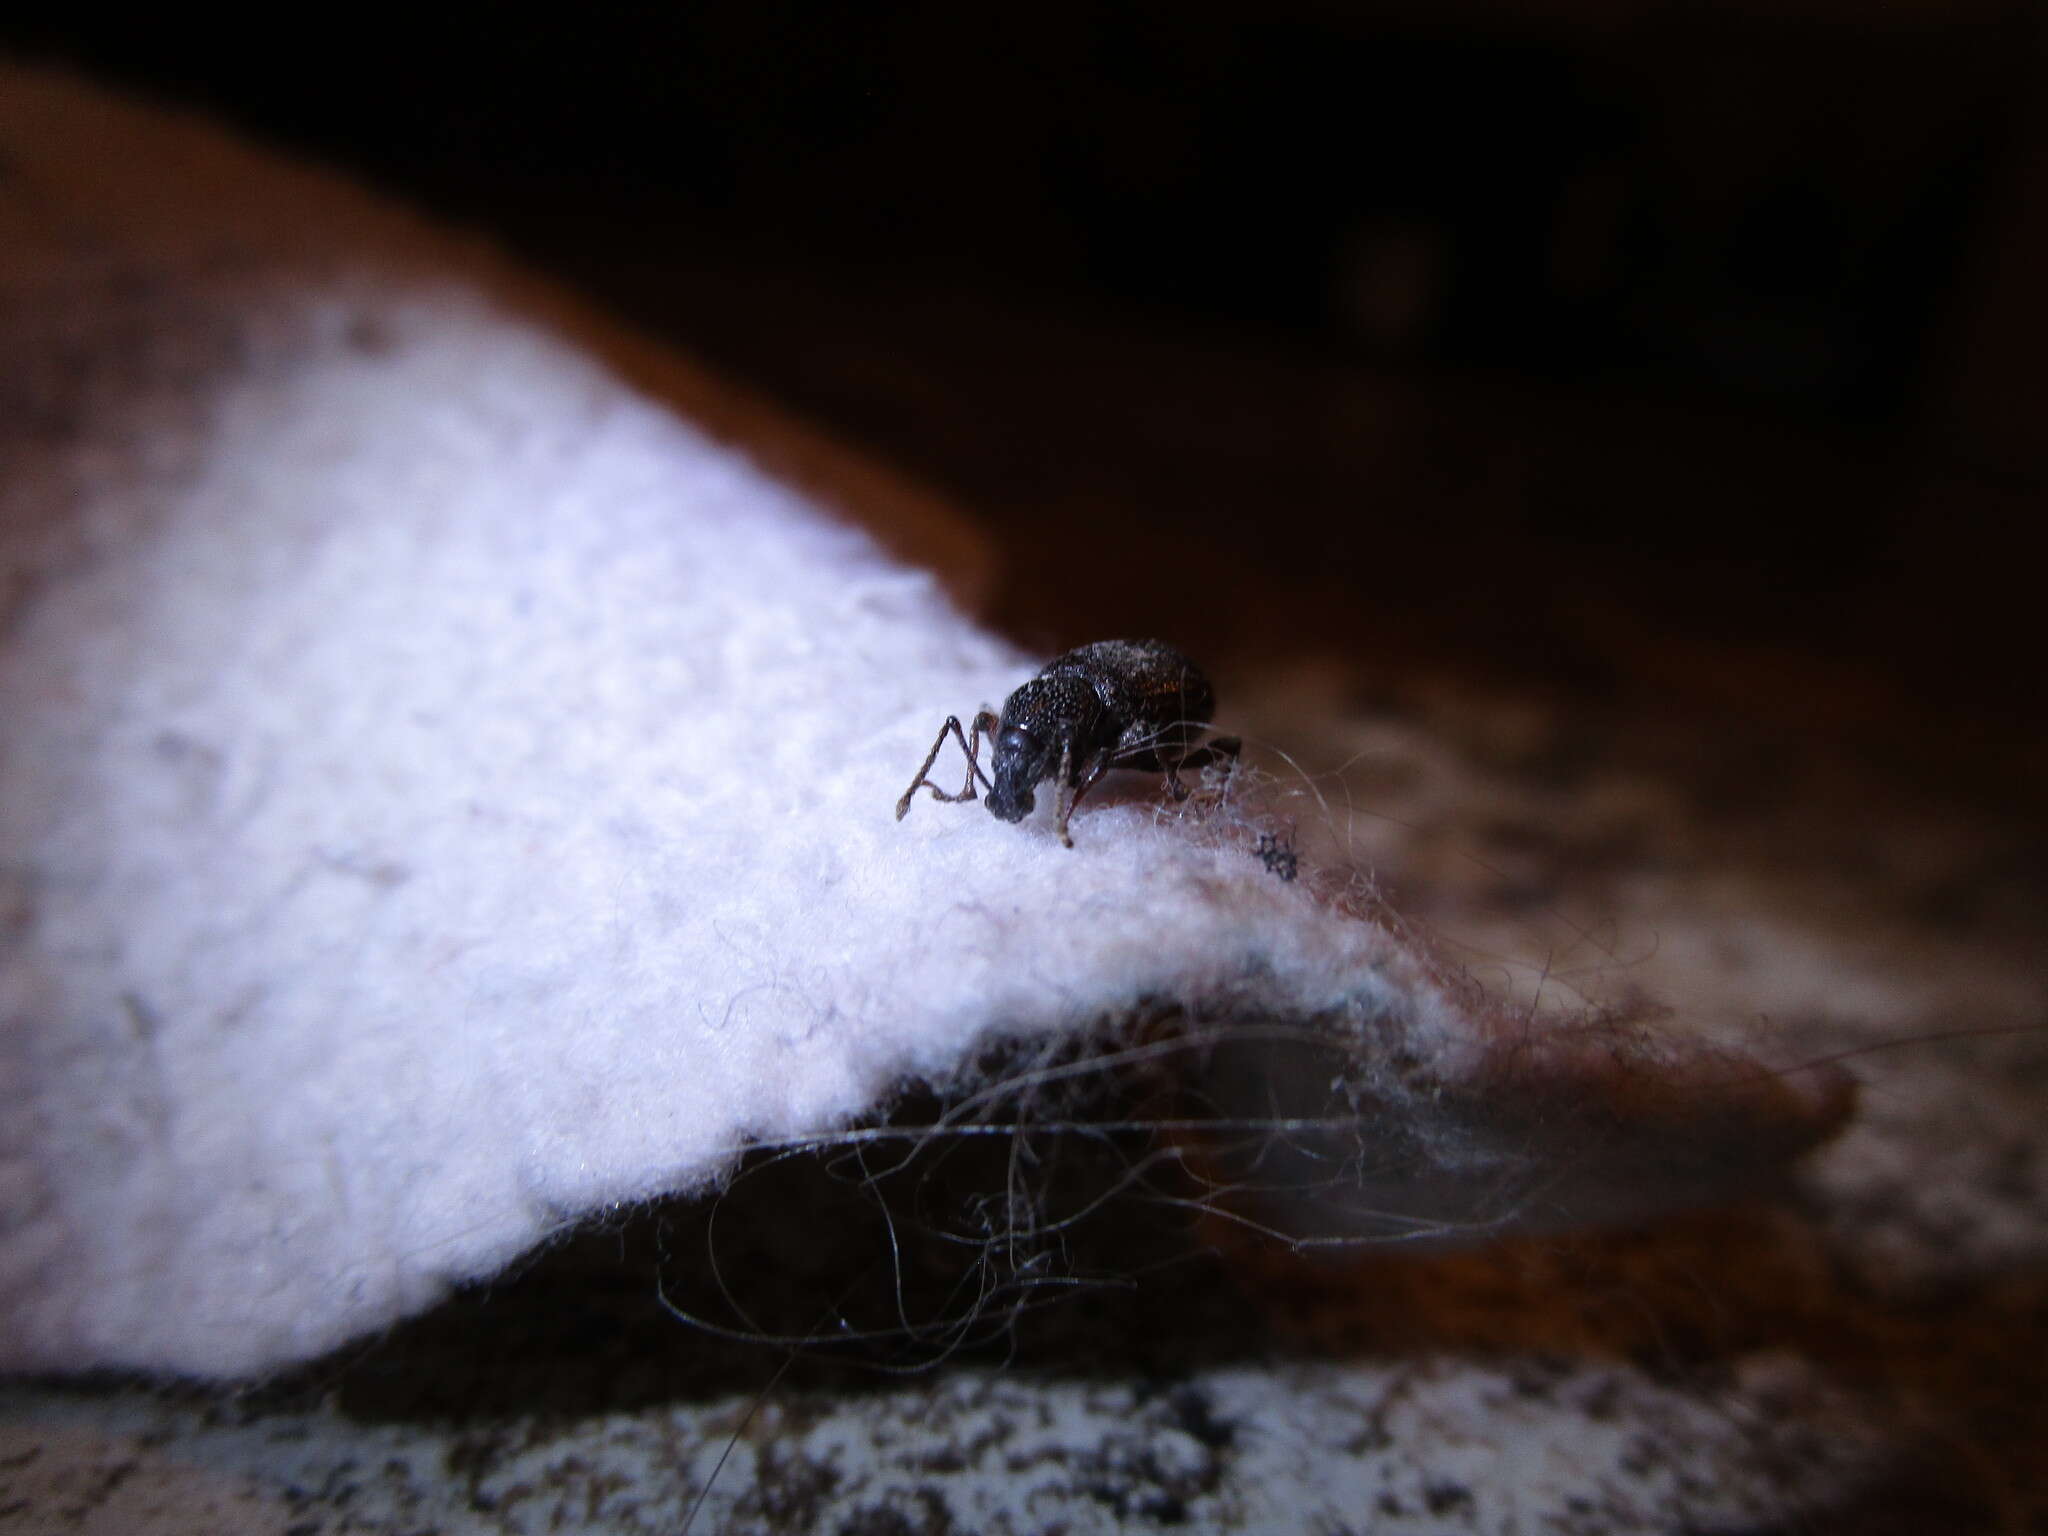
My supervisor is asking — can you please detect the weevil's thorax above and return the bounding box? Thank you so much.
[1006,672,1113,762]
[1053,639,1215,762]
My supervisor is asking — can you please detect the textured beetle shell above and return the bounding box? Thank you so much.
[1041,639,1216,769]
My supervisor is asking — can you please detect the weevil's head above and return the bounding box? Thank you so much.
[986,722,1052,822]
[985,674,1097,824]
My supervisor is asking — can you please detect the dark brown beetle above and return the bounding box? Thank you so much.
[895,639,1240,847]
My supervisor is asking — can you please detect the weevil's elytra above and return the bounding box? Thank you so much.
[895,639,1241,847]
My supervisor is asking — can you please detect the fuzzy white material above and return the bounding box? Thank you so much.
[0,66,1479,1378]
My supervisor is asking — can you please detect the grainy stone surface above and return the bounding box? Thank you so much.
[1,1356,1886,1534]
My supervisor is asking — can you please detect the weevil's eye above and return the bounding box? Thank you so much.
[997,727,1037,761]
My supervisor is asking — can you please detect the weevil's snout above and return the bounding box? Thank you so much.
[986,725,1046,823]
[986,783,1034,822]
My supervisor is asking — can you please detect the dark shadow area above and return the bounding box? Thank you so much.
[258,1030,1287,1423]
[149,1043,2028,1535]
[201,1003,1857,1427]
[21,1130,2039,1533]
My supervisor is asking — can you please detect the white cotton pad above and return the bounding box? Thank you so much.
[0,63,1848,1379]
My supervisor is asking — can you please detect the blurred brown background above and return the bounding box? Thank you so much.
[9,4,2045,756]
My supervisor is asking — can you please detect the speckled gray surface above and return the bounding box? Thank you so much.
[2,1354,1884,1535]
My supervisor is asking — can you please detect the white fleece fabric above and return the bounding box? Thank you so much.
[2,66,1864,1387]
[0,66,1494,1378]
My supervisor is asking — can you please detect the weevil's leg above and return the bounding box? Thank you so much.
[1162,734,1242,800]
[1052,739,1078,847]
[1061,752,1117,826]
[895,717,963,819]
[1055,743,1136,847]
[961,710,999,798]
[895,714,991,820]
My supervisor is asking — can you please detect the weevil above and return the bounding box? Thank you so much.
[895,639,1240,847]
